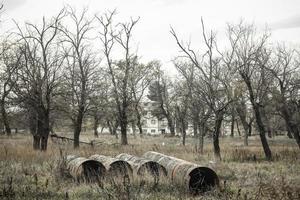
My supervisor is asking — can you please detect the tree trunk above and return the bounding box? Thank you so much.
[193,116,198,137]
[281,106,300,148]
[73,109,84,148]
[248,119,253,136]
[40,114,50,151]
[120,110,128,145]
[252,104,272,160]
[230,108,235,137]
[131,122,136,138]
[120,122,128,145]
[137,120,143,137]
[33,135,41,150]
[181,120,186,146]
[93,115,99,138]
[133,103,143,137]
[29,108,39,150]
[243,75,272,160]
[166,116,175,136]
[213,110,224,161]
[73,123,81,148]
[236,104,249,146]
[107,120,113,135]
[261,107,272,138]
[136,111,143,137]
[198,122,205,153]
[40,135,48,151]
[236,120,241,136]
[1,102,11,136]
[244,127,248,146]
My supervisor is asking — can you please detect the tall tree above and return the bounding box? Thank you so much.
[129,59,156,137]
[228,22,273,160]
[265,45,300,148]
[97,11,139,145]
[14,9,65,150]
[0,41,20,136]
[171,18,233,160]
[59,7,99,148]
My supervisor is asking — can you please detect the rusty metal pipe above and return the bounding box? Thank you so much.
[116,153,167,186]
[142,151,219,193]
[89,154,133,184]
[66,155,106,183]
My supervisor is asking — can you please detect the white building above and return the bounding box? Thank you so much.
[139,101,170,135]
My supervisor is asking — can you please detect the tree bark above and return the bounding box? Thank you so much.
[166,116,175,136]
[93,115,99,138]
[181,120,186,146]
[40,135,48,151]
[243,75,272,160]
[131,122,136,138]
[213,110,224,161]
[73,109,84,148]
[40,113,50,151]
[260,106,272,138]
[120,110,128,145]
[236,120,241,136]
[136,110,143,137]
[33,135,41,150]
[120,122,128,145]
[236,102,249,146]
[1,102,11,136]
[230,108,235,137]
[281,105,300,148]
[193,116,198,137]
[198,122,205,154]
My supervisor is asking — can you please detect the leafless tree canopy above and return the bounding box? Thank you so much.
[0,6,299,160]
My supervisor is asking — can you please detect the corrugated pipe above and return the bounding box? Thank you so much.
[89,154,133,184]
[142,151,219,194]
[66,155,106,183]
[116,153,167,186]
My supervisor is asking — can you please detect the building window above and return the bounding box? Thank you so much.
[142,129,147,133]
[151,129,156,133]
[151,120,156,124]
[142,120,147,125]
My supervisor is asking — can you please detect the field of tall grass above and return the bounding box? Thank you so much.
[0,133,299,199]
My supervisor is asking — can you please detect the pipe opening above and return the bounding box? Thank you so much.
[81,160,106,183]
[137,161,167,187]
[109,161,133,176]
[108,161,133,185]
[189,167,219,194]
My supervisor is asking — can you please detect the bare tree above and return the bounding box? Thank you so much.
[14,9,65,150]
[129,59,156,137]
[97,11,139,145]
[265,45,300,148]
[88,74,111,138]
[59,7,99,148]
[228,23,273,160]
[173,61,195,145]
[171,18,233,160]
[0,41,20,136]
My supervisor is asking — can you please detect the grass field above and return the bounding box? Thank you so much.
[0,133,299,199]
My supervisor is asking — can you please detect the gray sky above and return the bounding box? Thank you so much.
[2,0,300,72]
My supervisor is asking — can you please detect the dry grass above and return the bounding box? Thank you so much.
[0,133,299,199]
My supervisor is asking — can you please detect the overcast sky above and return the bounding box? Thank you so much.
[2,0,300,72]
